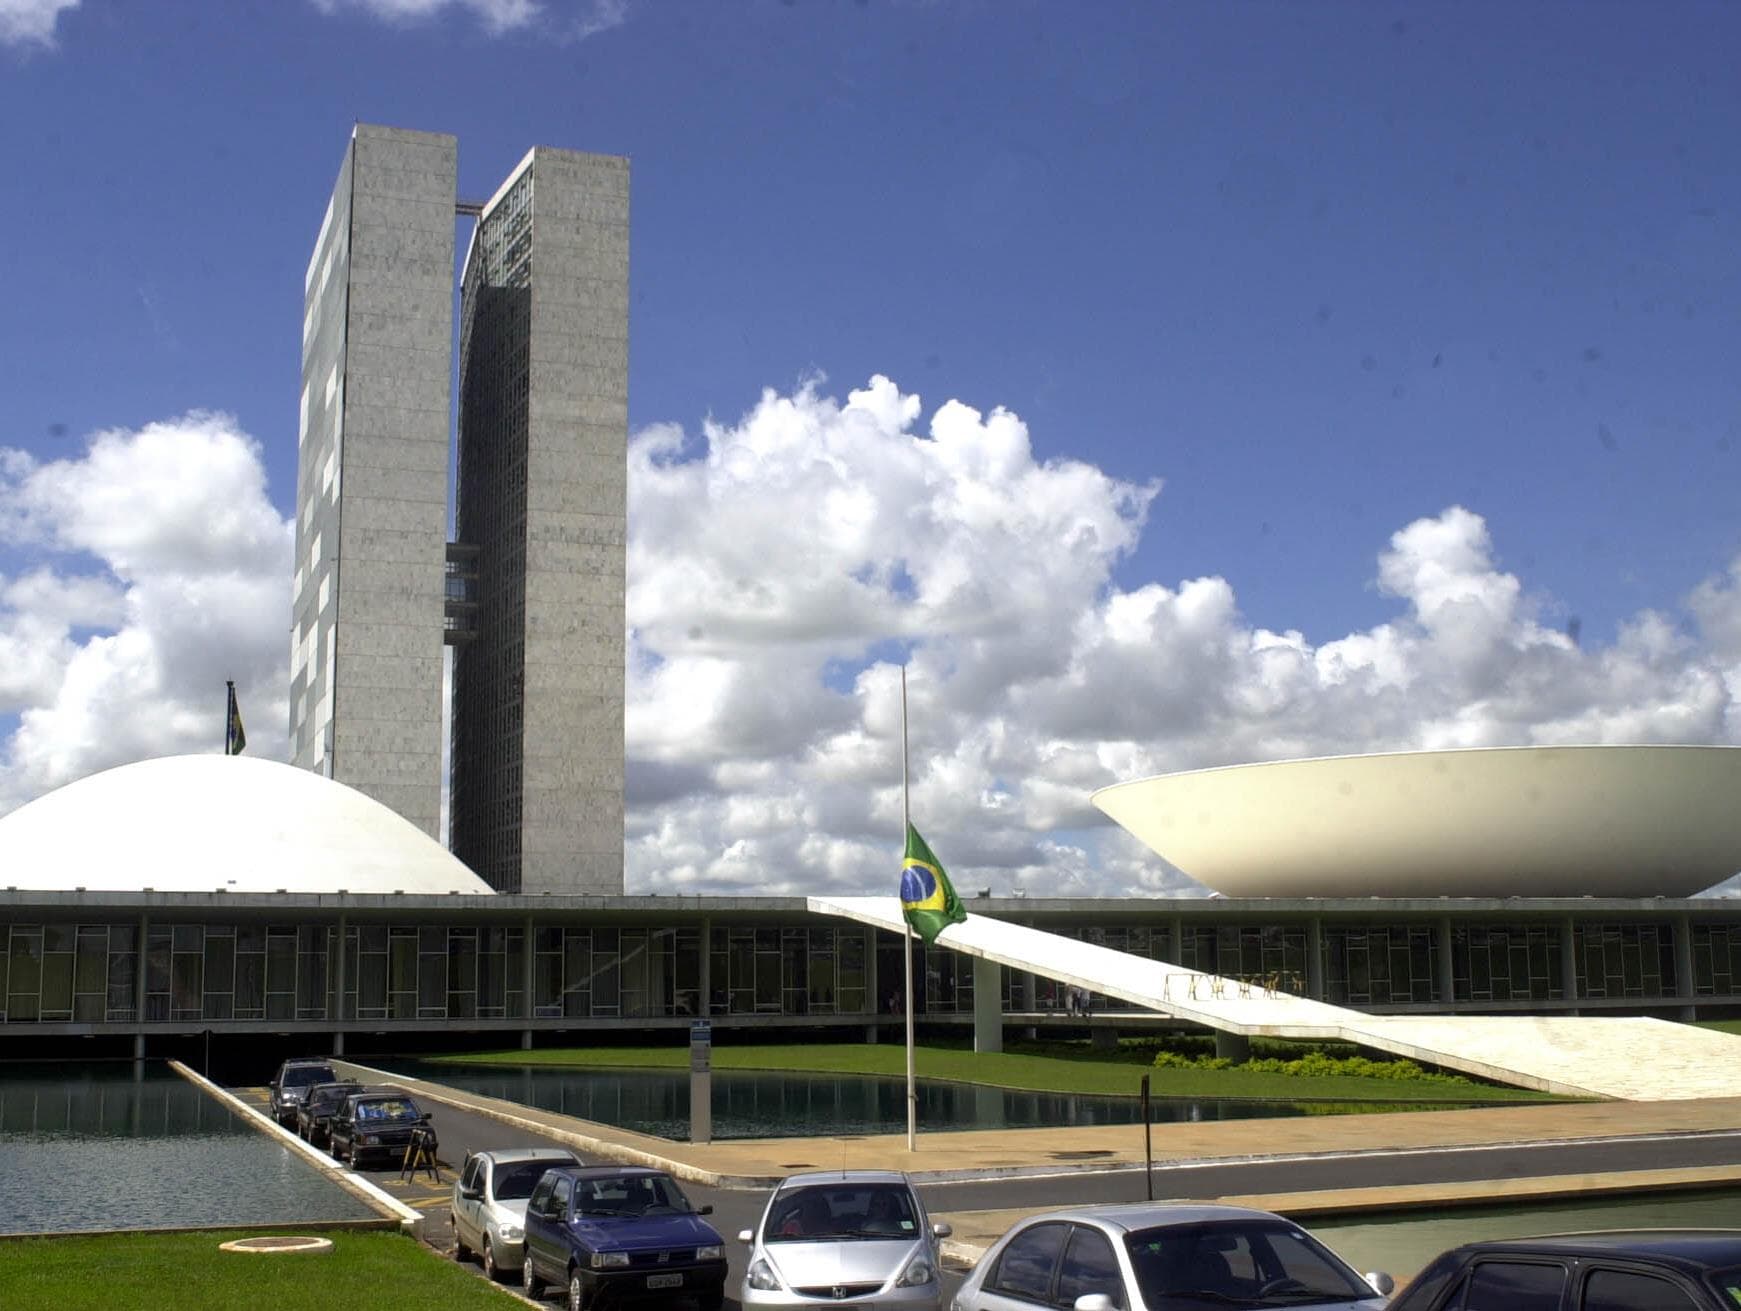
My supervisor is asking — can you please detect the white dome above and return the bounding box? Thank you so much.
[0,754,492,895]
[1093,745,1741,899]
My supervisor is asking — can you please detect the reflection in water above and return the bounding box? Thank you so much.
[1313,1188,1741,1287]
[0,1064,377,1235]
[377,1060,1471,1142]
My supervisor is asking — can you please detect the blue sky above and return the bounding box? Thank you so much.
[2,0,1739,896]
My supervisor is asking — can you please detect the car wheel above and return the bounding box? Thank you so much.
[566,1268,587,1311]
[523,1254,545,1299]
[452,1219,471,1263]
[482,1239,498,1281]
[346,1142,359,1169]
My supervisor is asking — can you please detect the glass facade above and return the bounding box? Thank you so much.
[4,910,1741,1030]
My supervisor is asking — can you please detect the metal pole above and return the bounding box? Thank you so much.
[1141,1073,1154,1200]
[902,666,916,1152]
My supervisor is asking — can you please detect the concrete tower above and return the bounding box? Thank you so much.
[450,147,629,895]
[290,125,456,839]
[292,127,627,894]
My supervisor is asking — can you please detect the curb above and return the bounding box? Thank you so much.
[169,1061,423,1230]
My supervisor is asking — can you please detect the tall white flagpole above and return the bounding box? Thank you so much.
[902,665,916,1152]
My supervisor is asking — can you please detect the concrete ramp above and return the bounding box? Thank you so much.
[808,896,1741,1101]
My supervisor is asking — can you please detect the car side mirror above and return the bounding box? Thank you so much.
[737,1229,754,1244]
[1365,1271,1395,1296]
[460,1186,482,1201]
[1074,1296,1116,1311]
[696,1204,713,1216]
[932,1221,952,1239]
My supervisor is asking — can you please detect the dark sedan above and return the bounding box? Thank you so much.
[294,1079,365,1147]
[327,1089,433,1169]
[1386,1230,1741,1310]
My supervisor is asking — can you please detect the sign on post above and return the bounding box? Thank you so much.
[689,1019,713,1145]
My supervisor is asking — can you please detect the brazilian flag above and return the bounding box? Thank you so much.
[900,824,966,945]
[226,681,246,756]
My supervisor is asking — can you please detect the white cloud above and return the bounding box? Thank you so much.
[621,375,1741,899]
[3,380,1738,902]
[308,0,541,35]
[0,0,79,47]
[0,412,291,814]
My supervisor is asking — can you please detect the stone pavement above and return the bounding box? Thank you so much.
[339,1058,1741,1264]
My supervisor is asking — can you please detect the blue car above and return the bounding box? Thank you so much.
[521,1164,727,1310]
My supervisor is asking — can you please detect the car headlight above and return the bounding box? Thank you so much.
[499,1225,523,1242]
[360,1134,379,1145]
[590,1251,630,1269]
[896,1257,935,1287]
[746,1258,781,1291]
[696,1244,722,1261]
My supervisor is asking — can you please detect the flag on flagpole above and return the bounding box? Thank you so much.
[225,681,246,756]
[900,823,966,945]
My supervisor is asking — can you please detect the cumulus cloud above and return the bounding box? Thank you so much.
[0,0,79,47]
[622,375,1741,899]
[0,412,291,814]
[3,379,1738,900]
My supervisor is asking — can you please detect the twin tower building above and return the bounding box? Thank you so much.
[290,124,628,895]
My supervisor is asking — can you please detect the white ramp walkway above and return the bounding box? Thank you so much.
[809,896,1741,1102]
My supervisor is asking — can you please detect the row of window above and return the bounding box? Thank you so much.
[4,919,1740,1026]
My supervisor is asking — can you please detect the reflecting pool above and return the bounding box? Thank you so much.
[0,1063,379,1234]
[1312,1187,1741,1286]
[375,1058,1475,1142]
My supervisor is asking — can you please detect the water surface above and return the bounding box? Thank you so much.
[0,1063,379,1234]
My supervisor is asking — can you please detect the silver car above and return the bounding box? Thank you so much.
[949,1203,1394,1311]
[451,1146,583,1281]
[739,1170,951,1309]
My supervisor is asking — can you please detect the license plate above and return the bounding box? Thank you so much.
[645,1273,683,1290]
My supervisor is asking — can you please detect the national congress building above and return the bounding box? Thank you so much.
[290,124,628,896]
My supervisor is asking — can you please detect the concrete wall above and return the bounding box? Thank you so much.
[292,125,455,840]
[521,148,629,895]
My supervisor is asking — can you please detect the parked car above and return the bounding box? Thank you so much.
[452,1146,584,1282]
[739,1169,951,1309]
[267,1057,338,1127]
[294,1079,365,1147]
[326,1088,434,1169]
[949,1203,1392,1311]
[1384,1230,1741,1310]
[520,1163,727,1310]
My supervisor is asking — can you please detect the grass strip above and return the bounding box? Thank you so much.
[0,1229,512,1310]
[421,1039,1563,1105]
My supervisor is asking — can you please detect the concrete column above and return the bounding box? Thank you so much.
[972,954,1002,1054]
[1436,916,1455,1008]
[1305,917,1324,1000]
[333,912,347,1054]
[522,912,536,1050]
[1560,917,1579,1015]
[1214,1031,1250,1063]
[137,910,149,1029]
[698,916,712,1019]
[1675,912,1697,1022]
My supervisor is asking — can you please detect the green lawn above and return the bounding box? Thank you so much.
[1697,1020,1741,1037]
[0,1230,513,1311]
[423,1037,1563,1105]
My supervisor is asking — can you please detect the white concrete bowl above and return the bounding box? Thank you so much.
[1092,745,1741,898]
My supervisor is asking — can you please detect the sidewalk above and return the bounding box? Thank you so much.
[336,1061,1741,1223]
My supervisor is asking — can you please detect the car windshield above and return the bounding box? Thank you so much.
[1712,1267,1741,1300]
[284,1065,336,1087]
[494,1160,574,1202]
[572,1174,692,1218]
[1126,1220,1369,1308]
[353,1098,421,1123]
[307,1084,361,1112]
[765,1184,919,1243]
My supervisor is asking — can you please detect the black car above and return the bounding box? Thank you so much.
[267,1057,339,1127]
[1386,1230,1741,1311]
[294,1079,365,1147]
[521,1164,727,1309]
[327,1088,434,1169]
